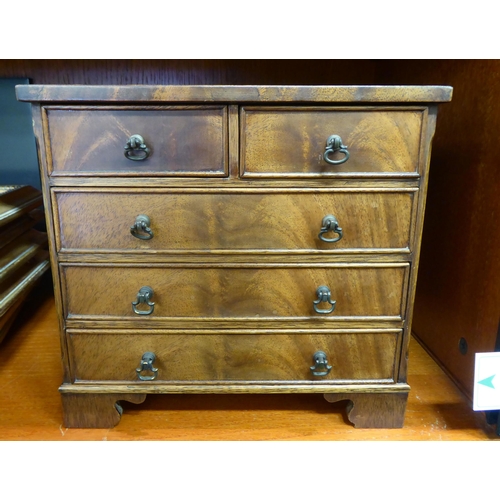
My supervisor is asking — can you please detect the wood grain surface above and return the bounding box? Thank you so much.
[16,84,453,103]
[0,299,23,343]
[61,264,408,320]
[0,284,496,440]
[67,331,399,383]
[19,83,448,429]
[60,393,146,428]
[0,252,50,317]
[0,208,45,250]
[0,230,47,281]
[0,186,43,227]
[53,190,414,253]
[324,392,408,428]
[241,107,424,176]
[44,107,228,176]
[3,60,383,86]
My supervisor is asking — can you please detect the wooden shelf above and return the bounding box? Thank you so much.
[0,185,50,343]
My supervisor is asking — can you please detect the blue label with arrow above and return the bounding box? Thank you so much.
[474,353,500,411]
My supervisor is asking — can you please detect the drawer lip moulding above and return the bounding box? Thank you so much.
[67,331,403,384]
[60,263,410,323]
[51,188,417,254]
[41,105,229,177]
[240,106,427,178]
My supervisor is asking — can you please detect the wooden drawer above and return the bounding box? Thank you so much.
[241,107,424,177]
[54,189,415,253]
[62,264,408,321]
[43,106,228,176]
[68,331,401,383]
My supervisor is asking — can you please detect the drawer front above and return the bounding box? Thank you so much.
[68,331,400,382]
[54,190,414,253]
[62,265,408,320]
[44,107,228,176]
[241,107,424,177]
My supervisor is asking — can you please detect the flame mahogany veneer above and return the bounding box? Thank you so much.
[17,85,452,428]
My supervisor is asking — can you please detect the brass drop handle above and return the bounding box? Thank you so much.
[130,214,154,240]
[310,351,332,377]
[136,352,159,381]
[313,286,336,315]
[318,215,343,243]
[323,134,349,165]
[132,286,155,315]
[124,134,151,161]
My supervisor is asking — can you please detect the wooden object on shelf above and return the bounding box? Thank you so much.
[0,185,50,343]
[17,84,452,428]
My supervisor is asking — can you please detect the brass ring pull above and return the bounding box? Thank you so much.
[130,215,154,240]
[124,134,151,161]
[310,351,332,377]
[132,286,155,315]
[323,134,349,165]
[318,214,343,243]
[136,352,159,381]
[313,285,336,315]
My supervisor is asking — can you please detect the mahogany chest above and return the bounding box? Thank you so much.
[16,84,452,428]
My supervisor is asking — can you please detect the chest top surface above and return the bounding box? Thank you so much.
[16,84,453,103]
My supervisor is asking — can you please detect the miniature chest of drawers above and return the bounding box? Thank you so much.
[17,84,452,428]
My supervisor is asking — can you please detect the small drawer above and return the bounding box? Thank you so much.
[61,264,408,322]
[43,106,228,176]
[241,107,425,177]
[54,189,415,253]
[68,331,401,383]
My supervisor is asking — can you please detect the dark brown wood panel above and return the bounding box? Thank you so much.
[4,60,382,86]
[376,60,500,400]
[54,190,415,253]
[68,331,400,383]
[241,108,424,177]
[324,392,408,428]
[62,264,408,320]
[44,107,228,176]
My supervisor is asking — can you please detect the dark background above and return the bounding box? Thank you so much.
[0,77,40,188]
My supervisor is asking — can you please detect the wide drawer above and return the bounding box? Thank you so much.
[62,264,408,321]
[54,189,414,253]
[241,107,424,177]
[43,106,228,176]
[68,331,401,383]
